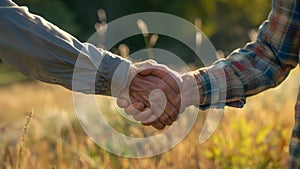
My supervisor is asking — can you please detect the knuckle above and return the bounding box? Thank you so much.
[159,114,167,121]
[153,121,165,130]
[159,114,171,125]
[168,106,179,121]
[170,113,178,122]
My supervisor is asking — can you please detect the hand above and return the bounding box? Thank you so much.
[132,71,201,129]
[181,72,202,107]
[117,60,183,129]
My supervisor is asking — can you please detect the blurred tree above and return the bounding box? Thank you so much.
[14,0,80,37]
[9,0,272,64]
[210,0,272,53]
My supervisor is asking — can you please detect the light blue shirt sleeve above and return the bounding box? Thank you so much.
[0,0,131,96]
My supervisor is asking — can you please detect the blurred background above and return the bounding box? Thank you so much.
[1,0,299,168]
[0,0,272,84]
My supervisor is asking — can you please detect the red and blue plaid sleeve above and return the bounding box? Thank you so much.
[196,0,300,109]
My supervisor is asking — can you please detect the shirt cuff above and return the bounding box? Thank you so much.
[195,64,246,110]
[95,52,131,96]
[72,44,131,96]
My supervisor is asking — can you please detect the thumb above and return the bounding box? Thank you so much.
[117,98,130,108]
[117,85,130,108]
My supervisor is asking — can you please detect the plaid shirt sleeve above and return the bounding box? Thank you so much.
[195,0,300,109]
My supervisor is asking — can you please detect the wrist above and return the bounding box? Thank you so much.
[193,72,205,105]
[181,72,201,107]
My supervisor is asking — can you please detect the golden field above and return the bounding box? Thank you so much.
[0,67,299,169]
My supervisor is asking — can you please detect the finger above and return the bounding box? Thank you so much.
[138,64,182,93]
[125,102,145,116]
[129,74,181,116]
[139,68,180,93]
[149,90,179,122]
[142,118,157,126]
[143,77,181,113]
[150,96,164,118]
[133,108,153,122]
[158,113,173,125]
[164,101,180,122]
[143,120,165,130]
[117,98,129,108]
[156,80,182,112]
[129,91,151,108]
[150,101,173,125]
[144,114,159,123]
[118,86,130,102]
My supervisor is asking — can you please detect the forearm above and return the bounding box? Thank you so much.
[0,0,130,95]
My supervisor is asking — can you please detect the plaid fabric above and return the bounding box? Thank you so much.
[195,0,300,167]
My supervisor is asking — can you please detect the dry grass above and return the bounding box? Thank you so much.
[0,67,299,169]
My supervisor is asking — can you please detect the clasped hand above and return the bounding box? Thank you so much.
[117,60,199,129]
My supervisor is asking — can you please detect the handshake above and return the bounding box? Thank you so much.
[117,60,202,130]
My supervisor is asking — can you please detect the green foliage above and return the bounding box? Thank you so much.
[202,113,289,168]
[0,64,29,85]
[2,68,299,168]
[14,0,80,36]
[217,0,271,25]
